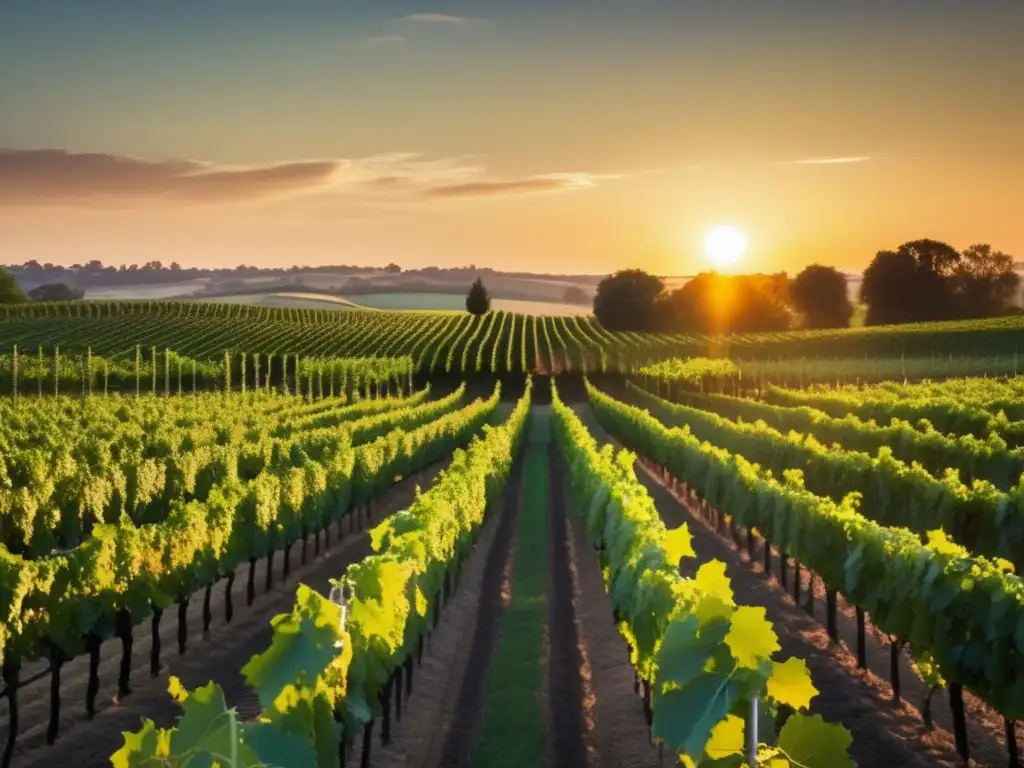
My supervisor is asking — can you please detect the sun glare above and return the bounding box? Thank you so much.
[703,225,748,269]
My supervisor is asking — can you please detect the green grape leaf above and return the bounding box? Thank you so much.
[694,560,735,607]
[111,718,167,767]
[704,713,746,764]
[246,720,319,768]
[725,607,780,669]
[656,615,730,690]
[777,713,854,768]
[664,522,696,565]
[241,585,341,711]
[766,658,818,711]
[652,671,738,759]
[170,681,238,757]
[695,595,734,626]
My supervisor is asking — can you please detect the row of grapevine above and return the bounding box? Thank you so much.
[763,383,1024,443]
[770,376,1024,420]
[586,379,1024,721]
[550,380,853,766]
[649,383,1024,491]
[110,378,534,767]
[0,385,463,555]
[0,347,414,398]
[8,297,1024,364]
[0,385,500,665]
[627,383,1024,573]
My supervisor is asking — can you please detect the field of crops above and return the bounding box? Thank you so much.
[3,300,1024,768]
[3,300,1024,378]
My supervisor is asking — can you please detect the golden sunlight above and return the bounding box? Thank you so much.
[703,225,748,269]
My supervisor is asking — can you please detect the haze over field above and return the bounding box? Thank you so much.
[1,1,1021,275]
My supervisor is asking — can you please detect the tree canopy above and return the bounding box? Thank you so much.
[592,269,790,333]
[861,239,1018,325]
[656,273,791,334]
[0,269,27,304]
[27,282,85,302]
[465,277,491,315]
[593,270,665,331]
[952,244,1020,318]
[790,265,852,329]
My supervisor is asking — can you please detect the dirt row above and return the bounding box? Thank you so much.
[8,459,451,768]
[369,410,659,768]
[571,399,1014,768]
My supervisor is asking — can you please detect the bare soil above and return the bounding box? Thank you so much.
[555,445,661,768]
[370,458,525,768]
[545,441,590,768]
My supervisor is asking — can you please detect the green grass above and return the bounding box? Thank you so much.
[471,415,551,767]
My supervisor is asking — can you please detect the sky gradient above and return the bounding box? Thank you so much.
[1,1,1021,274]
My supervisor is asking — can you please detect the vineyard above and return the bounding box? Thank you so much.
[2,301,1024,379]
[2,302,1024,767]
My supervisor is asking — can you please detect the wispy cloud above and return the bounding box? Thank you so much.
[364,35,406,46]
[0,149,341,205]
[779,155,871,166]
[0,149,610,208]
[399,12,487,27]
[424,173,603,199]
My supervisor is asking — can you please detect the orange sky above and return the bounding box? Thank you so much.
[1,2,1021,275]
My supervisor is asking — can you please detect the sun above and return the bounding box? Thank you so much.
[703,225,748,269]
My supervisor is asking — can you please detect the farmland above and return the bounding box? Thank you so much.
[0,303,1023,768]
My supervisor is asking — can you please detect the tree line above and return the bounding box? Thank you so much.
[593,239,1020,332]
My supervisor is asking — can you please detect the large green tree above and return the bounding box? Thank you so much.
[0,268,27,304]
[790,265,852,329]
[593,270,665,331]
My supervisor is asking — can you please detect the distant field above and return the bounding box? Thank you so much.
[194,291,591,314]
[341,292,590,314]
[197,292,366,310]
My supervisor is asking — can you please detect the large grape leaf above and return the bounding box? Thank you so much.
[652,671,738,759]
[241,585,341,711]
[656,615,730,690]
[664,522,696,565]
[777,713,854,768]
[694,560,735,607]
[245,720,319,768]
[766,658,818,711]
[725,607,780,669]
[703,713,746,766]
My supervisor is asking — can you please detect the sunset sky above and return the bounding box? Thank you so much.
[1,1,1021,275]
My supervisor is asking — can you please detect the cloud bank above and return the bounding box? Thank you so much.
[0,149,607,208]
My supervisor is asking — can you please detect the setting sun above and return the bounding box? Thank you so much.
[703,225,749,269]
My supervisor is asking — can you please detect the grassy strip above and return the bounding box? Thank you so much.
[471,414,551,767]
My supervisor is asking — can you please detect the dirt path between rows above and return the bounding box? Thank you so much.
[369,458,524,768]
[553,444,661,768]
[10,459,451,768]
[545,440,590,768]
[370,404,665,768]
[571,401,978,768]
